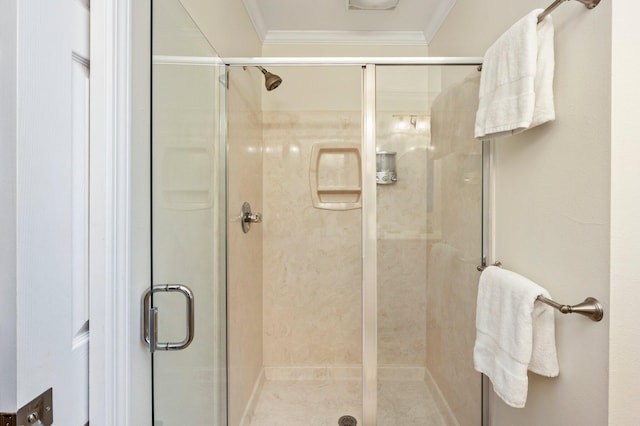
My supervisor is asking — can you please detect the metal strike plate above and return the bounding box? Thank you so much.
[17,388,53,426]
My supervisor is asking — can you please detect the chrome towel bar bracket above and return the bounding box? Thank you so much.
[476,260,604,322]
[477,260,502,271]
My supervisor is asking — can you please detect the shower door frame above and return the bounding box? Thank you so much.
[153,55,488,425]
[224,56,488,426]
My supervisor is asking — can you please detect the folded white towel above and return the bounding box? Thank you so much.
[475,9,555,139]
[473,266,559,408]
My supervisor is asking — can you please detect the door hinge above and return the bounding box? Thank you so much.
[0,413,16,426]
[0,388,53,426]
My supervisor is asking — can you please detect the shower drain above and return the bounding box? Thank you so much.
[338,415,358,426]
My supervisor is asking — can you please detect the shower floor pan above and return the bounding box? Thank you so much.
[246,369,456,426]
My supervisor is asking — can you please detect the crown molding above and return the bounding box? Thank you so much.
[242,0,268,41]
[263,30,428,45]
[423,0,456,42]
[242,0,457,45]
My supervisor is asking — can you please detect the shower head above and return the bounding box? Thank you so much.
[257,66,282,91]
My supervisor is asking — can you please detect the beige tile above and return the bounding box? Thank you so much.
[262,111,363,366]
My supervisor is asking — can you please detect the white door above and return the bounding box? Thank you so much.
[16,0,90,423]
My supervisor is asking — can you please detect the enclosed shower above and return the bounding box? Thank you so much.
[237,64,484,426]
[149,0,485,425]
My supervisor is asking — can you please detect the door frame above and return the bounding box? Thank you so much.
[88,0,139,425]
[0,0,134,422]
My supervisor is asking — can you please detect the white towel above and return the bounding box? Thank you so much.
[474,9,555,139]
[473,266,559,408]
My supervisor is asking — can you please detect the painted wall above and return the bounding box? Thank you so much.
[430,1,611,424]
[609,1,640,424]
[0,0,17,412]
[181,0,262,57]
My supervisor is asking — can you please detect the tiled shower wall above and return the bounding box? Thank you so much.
[376,114,430,367]
[262,110,363,366]
[262,110,431,369]
[227,69,264,426]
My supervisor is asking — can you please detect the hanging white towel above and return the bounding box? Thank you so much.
[473,266,559,408]
[474,9,555,139]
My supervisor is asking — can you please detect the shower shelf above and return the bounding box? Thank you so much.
[316,186,362,192]
[310,142,362,210]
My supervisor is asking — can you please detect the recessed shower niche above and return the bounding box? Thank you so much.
[309,142,362,210]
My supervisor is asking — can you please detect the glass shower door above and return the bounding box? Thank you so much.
[150,0,227,424]
[375,65,483,425]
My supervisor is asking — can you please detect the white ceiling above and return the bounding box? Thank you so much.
[242,0,457,45]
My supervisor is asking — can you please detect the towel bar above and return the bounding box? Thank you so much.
[536,295,603,321]
[476,260,604,321]
[476,0,602,71]
[537,0,601,25]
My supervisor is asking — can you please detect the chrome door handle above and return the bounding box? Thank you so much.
[143,284,195,351]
